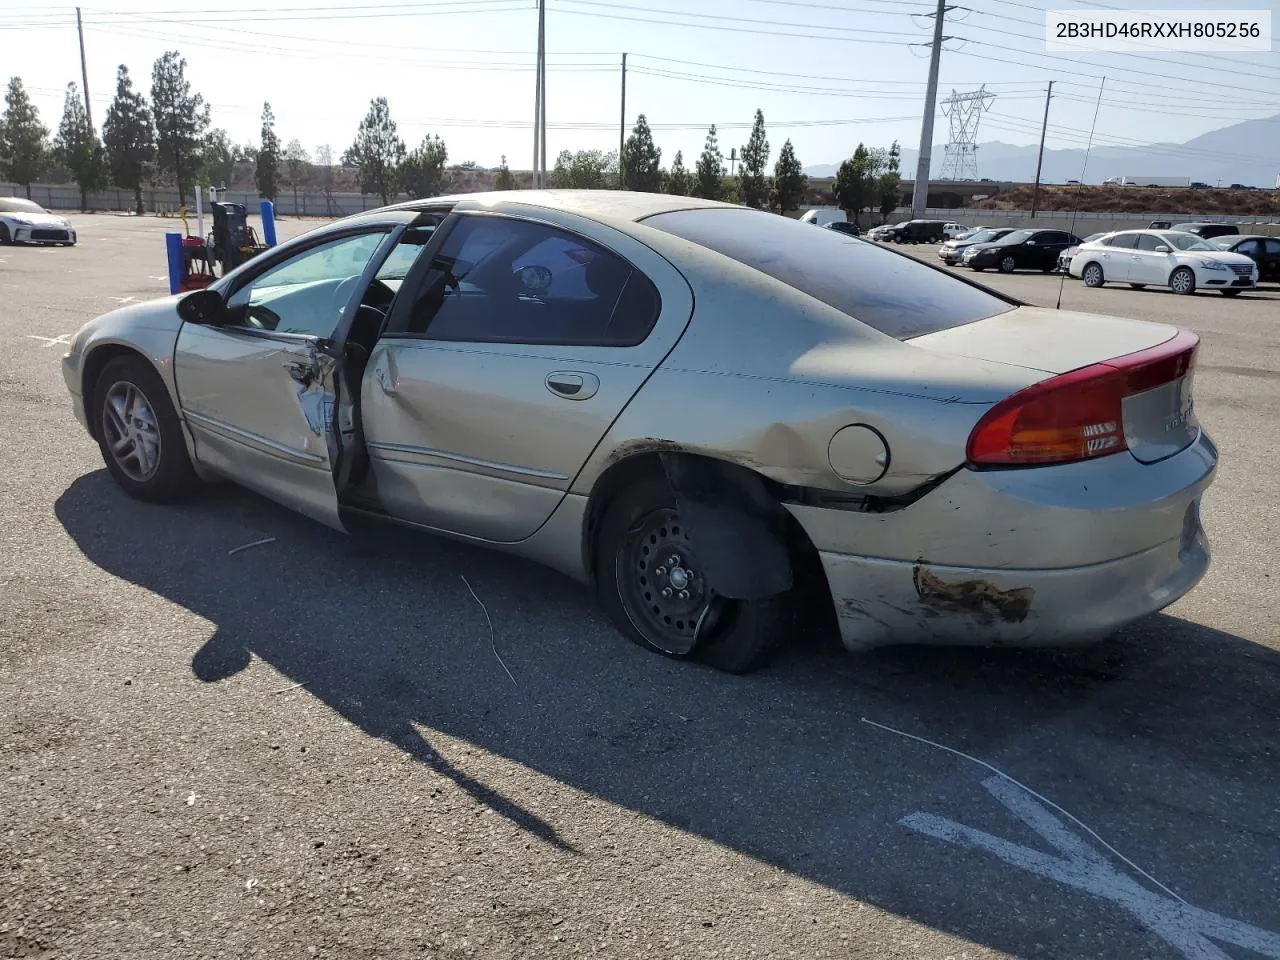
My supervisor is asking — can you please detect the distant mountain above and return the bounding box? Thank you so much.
[804,113,1280,187]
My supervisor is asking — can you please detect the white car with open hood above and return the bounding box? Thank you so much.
[1069,230,1258,296]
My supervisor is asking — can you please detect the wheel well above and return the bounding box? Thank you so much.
[80,345,154,440]
[582,451,832,615]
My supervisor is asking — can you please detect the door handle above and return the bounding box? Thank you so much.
[546,371,600,401]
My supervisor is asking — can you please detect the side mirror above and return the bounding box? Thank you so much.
[177,288,226,325]
[1154,245,1170,253]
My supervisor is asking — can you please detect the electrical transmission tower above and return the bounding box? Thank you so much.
[939,86,995,181]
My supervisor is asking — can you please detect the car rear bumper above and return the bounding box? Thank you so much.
[786,431,1217,651]
[815,510,1208,651]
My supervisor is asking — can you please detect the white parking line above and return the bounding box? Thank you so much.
[110,296,138,304]
[902,776,1280,960]
[26,334,71,347]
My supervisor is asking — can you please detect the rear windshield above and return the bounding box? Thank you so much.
[644,207,1015,340]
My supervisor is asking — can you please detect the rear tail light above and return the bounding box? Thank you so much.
[966,330,1199,467]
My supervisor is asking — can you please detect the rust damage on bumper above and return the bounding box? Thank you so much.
[912,564,1035,624]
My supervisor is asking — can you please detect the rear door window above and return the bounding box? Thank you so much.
[643,207,1015,340]
[1107,233,1141,249]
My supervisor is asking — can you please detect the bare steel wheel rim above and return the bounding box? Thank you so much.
[616,508,715,656]
[1171,269,1193,294]
[102,380,162,482]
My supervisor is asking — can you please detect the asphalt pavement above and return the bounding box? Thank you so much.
[2,215,1278,960]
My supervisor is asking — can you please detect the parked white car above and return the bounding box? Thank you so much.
[1070,230,1258,296]
[0,197,77,245]
[942,221,969,239]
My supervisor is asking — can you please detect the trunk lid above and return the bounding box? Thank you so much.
[914,306,1199,465]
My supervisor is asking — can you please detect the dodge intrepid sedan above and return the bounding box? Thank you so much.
[62,191,1216,673]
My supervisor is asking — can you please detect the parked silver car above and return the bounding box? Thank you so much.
[62,191,1216,672]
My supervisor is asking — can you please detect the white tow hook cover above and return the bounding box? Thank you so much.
[828,424,890,485]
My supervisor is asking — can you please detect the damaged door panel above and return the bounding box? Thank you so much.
[658,453,793,599]
[173,225,409,530]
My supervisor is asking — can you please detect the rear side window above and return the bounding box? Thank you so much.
[1107,233,1141,249]
[644,207,1014,340]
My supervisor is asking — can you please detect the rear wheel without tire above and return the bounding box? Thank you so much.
[595,475,788,674]
[91,354,198,502]
[1082,262,1105,287]
[1169,267,1196,295]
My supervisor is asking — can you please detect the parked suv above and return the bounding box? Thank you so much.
[895,219,950,244]
[1170,222,1240,239]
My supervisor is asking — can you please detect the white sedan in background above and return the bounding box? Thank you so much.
[1070,230,1258,296]
[0,197,77,246]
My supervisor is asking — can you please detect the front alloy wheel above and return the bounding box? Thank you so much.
[1170,267,1196,295]
[102,381,162,482]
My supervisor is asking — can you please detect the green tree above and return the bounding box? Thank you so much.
[150,51,209,201]
[494,154,516,190]
[54,82,103,211]
[663,150,691,196]
[102,65,154,215]
[877,140,902,223]
[772,138,806,217]
[200,128,235,188]
[738,109,770,209]
[283,138,310,210]
[550,149,615,189]
[0,77,48,199]
[833,143,879,221]
[347,96,405,205]
[694,125,724,201]
[255,102,280,200]
[399,133,448,198]
[621,114,661,192]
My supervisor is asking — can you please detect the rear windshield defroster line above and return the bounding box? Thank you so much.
[644,207,1017,340]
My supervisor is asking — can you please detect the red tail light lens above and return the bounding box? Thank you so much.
[967,330,1199,467]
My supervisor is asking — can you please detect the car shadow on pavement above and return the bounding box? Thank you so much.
[55,471,1280,958]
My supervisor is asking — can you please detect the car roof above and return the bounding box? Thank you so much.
[384,189,730,227]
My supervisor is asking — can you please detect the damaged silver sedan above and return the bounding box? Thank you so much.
[62,191,1216,672]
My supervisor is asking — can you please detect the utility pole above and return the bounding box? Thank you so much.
[730,147,738,178]
[911,0,951,217]
[618,53,627,189]
[538,0,546,187]
[532,0,542,186]
[1030,81,1054,217]
[75,7,93,136]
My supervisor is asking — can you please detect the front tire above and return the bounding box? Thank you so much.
[595,475,787,674]
[0,224,11,245]
[1082,262,1105,287]
[91,355,198,502]
[999,256,1017,273]
[1169,267,1196,295]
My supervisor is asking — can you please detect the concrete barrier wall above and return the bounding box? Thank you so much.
[1,182,393,218]
[9,183,1280,237]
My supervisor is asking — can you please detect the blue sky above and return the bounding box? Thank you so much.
[3,0,1277,173]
